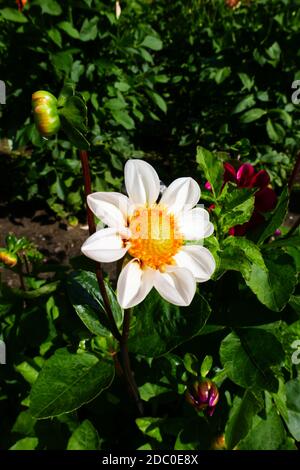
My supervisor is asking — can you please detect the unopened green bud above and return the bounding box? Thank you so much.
[32,90,61,137]
[0,249,18,267]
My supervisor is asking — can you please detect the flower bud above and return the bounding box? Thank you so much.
[16,0,28,12]
[185,379,219,416]
[0,250,18,268]
[32,91,60,137]
[211,434,226,450]
[225,0,241,8]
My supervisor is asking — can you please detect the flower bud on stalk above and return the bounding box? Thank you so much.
[32,91,60,137]
[0,250,18,268]
[185,380,219,416]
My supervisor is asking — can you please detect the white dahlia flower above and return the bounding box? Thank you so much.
[81,160,215,309]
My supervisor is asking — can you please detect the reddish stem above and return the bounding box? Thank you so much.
[79,150,122,342]
[121,309,144,415]
[79,149,143,414]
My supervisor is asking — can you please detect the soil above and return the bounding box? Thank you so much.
[0,202,89,287]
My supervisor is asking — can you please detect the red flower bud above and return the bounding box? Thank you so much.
[185,380,219,416]
[225,0,240,8]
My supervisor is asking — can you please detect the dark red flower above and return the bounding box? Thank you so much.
[204,162,277,236]
[250,169,270,189]
[255,187,277,213]
[236,163,255,187]
[223,162,237,184]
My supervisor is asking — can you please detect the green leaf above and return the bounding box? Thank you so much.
[136,417,163,442]
[67,270,123,336]
[30,349,114,418]
[15,359,42,384]
[140,35,163,51]
[258,187,289,244]
[57,82,75,107]
[215,67,231,84]
[284,378,300,441]
[196,147,224,197]
[266,119,285,142]
[58,21,80,39]
[225,390,264,450]
[111,110,135,130]
[128,290,211,357]
[238,409,286,450]
[34,0,62,15]
[246,251,297,312]
[238,73,254,91]
[219,184,255,233]
[51,51,73,77]
[220,328,285,392]
[183,353,198,376]
[147,91,167,113]
[240,108,266,124]
[9,438,39,450]
[11,281,60,299]
[80,18,99,42]
[12,410,36,437]
[200,355,213,378]
[67,420,100,450]
[0,8,28,23]
[220,238,297,311]
[232,94,256,114]
[260,236,300,250]
[138,382,171,402]
[266,42,281,64]
[60,115,90,150]
[60,96,87,133]
[48,28,62,48]
[289,295,300,314]
[105,98,127,111]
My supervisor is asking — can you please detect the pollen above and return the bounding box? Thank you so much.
[128,205,183,270]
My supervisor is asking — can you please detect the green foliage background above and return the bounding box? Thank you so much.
[1,0,300,217]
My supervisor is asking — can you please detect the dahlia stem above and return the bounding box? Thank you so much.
[121,308,144,415]
[79,150,122,342]
[79,150,143,414]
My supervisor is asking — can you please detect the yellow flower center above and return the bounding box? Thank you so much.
[128,205,183,270]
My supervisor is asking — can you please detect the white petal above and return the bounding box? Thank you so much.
[124,159,160,206]
[117,260,154,309]
[81,228,128,263]
[179,207,214,240]
[153,267,196,306]
[174,246,216,282]
[160,177,200,214]
[87,192,129,229]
